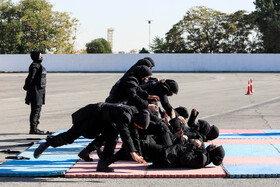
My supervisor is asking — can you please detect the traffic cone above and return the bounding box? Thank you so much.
[250,79,254,93]
[246,80,251,95]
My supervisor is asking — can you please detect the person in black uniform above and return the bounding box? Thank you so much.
[129,58,154,71]
[23,51,49,135]
[168,108,219,143]
[140,79,179,118]
[128,57,159,82]
[185,108,219,142]
[33,102,150,172]
[78,64,159,161]
[140,136,225,169]
[103,106,188,164]
[105,65,159,111]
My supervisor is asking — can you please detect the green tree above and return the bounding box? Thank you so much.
[151,6,262,53]
[150,36,167,53]
[255,0,280,53]
[220,11,262,53]
[0,0,78,54]
[86,38,112,53]
[139,47,149,53]
[180,6,227,53]
[164,22,187,53]
[0,0,21,54]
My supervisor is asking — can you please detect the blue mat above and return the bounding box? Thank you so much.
[263,130,280,139]
[223,144,280,157]
[224,164,280,178]
[1,129,280,178]
[218,133,270,139]
[0,131,92,177]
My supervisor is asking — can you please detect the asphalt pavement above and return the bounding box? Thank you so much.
[1,72,280,186]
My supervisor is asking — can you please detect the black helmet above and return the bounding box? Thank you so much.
[174,106,189,119]
[206,145,225,166]
[198,120,211,136]
[165,79,179,94]
[144,57,155,67]
[30,51,41,62]
[207,125,219,141]
[133,65,152,80]
[134,58,153,68]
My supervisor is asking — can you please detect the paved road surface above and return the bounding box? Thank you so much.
[1,73,280,186]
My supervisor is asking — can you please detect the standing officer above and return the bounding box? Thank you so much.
[23,51,49,135]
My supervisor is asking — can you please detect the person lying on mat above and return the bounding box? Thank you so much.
[33,102,150,172]
[141,136,225,169]
[100,133,225,169]
[168,108,220,143]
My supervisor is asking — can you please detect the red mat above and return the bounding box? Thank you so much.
[219,129,265,134]
[210,139,280,145]
[65,151,226,178]
[145,165,226,178]
[65,157,147,178]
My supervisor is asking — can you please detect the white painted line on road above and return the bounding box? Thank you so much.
[202,96,280,119]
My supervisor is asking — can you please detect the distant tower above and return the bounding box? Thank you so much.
[107,28,114,51]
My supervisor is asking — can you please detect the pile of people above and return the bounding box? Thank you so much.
[31,56,225,172]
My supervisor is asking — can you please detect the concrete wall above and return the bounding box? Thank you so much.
[0,53,280,72]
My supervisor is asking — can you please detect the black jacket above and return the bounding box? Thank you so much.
[140,81,173,116]
[23,62,46,105]
[105,66,151,110]
[154,137,210,169]
[72,102,140,152]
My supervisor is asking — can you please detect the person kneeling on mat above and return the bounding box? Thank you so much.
[33,102,150,172]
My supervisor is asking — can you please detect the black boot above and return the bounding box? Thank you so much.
[78,148,93,162]
[30,125,52,135]
[33,141,49,158]
[29,128,47,135]
[187,109,199,127]
[96,159,114,172]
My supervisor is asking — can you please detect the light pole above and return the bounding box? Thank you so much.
[146,20,153,51]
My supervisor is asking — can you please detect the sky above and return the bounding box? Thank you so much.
[13,0,256,53]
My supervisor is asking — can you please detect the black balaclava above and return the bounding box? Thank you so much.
[165,79,179,95]
[198,120,211,136]
[169,117,183,133]
[133,109,150,129]
[30,51,42,63]
[134,59,153,68]
[144,57,155,67]
[206,145,225,166]
[175,106,189,119]
[133,65,152,82]
[206,125,219,141]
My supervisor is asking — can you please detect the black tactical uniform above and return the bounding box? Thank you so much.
[109,112,174,163]
[186,109,219,142]
[23,51,47,134]
[168,109,219,142]
[105,65,152,110]
[33,103,150,170]
[140,79,179,117]
[141,137,225,169]
[85,65,154,161]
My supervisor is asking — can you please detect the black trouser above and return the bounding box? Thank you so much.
[85,135,105,152]
[30,104,42,130]
[47,121,118,161]
[47,123,85,148]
